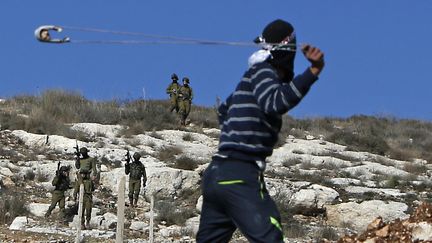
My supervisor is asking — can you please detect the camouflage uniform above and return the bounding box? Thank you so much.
[178,77,194,126]
[125,152,147,207]
[73,148,98,199]
[45,166,71,219]
[80,173,95,227]
[166,73,181,113]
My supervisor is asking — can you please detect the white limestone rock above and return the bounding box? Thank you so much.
[0,167,13,177]
[326,200,408,232]
[27,203,50,217]
[289,184,339,209]
[185,216,200,236]
[345,186,406,198]
[130,221,147,231]
[412,222,432,241]
[9,216,35,230]
[196,195,203,213]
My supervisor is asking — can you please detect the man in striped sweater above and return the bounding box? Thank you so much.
[197,19,325,243]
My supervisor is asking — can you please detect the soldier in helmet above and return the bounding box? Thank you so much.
[45,165,71,220]
[125,152,147,207]
[73,147,98,200]
[178,77,194,126]
[166,73,181,113]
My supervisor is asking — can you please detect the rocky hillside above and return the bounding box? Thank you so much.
[1,120,432,242]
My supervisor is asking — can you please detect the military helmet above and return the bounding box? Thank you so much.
[80,147,89,153]
[182,77,190,84]
[59,165,70,172]
[133,152,141,160]
[171,73,179,81]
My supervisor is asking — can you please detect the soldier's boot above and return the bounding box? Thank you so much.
[129,197,134,208]
[86,219,91,229]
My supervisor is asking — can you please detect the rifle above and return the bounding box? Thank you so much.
[56,161,61,176]
[73,140,80,159]
[74,140,81,169]
[125,149,131,165]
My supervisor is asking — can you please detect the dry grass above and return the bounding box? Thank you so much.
[182,133,194,142]
[0,190,29,224]
[403,163,427,175]
[155,199,196,226]
[282,158,302,167]
[173,155,200,171]
[3,89,432,164]
[156,146,182,162]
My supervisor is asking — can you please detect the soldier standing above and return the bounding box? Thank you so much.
[166,73,181,113]
[80,172,95,229]
[125,152,147,207]
[45,165,71,220]
[178,77,194,126]
[73,147,98,200]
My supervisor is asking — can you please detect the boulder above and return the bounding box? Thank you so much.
[185,216,200,236]
[0,167,13,177]
[27,203,50,217]
[412,222,432,241]
[102,212,117,229]
[1,176,15,187]
[130,221,147,231]
[9,216,35,230]
[289,184,339,210]
[159,225,182,237]
[326,200,408,232]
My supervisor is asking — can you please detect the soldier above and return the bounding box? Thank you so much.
[73,147,97,200]
[166,73,181,113]
[80,171,95,229]
[125,152,147,207]
[45,165,71,220]
[178,77,194,126]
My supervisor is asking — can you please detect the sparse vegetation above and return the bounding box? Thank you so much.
[403,162,427,175]
[182,133,194,142]
[312,151,360,162]
[314,226,339,241]
[155,199,196,226]
[3,90,432,164]
[292,149,305,154]
[149,131,163,140]
[173,155,199,170]
[35,169,50,182]
[282,158,302,167]
[24,169,35,181]
[156,145,182,162]
[0,190,29,224]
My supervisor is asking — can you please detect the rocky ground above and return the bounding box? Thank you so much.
[1,122,432,242]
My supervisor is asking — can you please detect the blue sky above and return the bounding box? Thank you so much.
[1,1,431,120]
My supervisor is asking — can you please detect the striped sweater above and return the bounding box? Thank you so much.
[214,61,318,168]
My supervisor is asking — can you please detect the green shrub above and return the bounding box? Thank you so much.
[328,130,390,156]
[174,155,199,170]
[155,199,196,226]
[182,133,194,142]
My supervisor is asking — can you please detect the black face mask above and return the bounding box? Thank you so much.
[269,49,296,81]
